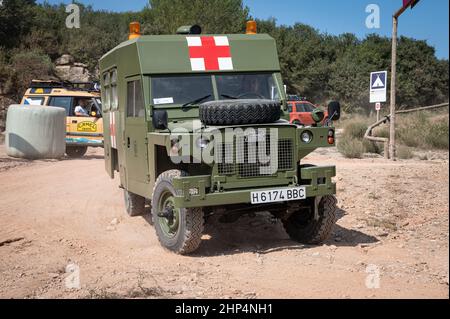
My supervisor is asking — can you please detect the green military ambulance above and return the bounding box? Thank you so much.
[100,21,341,254]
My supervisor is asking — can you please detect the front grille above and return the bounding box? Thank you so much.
[216,135,294,178]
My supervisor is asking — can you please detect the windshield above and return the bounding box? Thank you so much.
[151,75,214,106]
[216,73,279,100]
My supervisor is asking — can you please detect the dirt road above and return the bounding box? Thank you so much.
[0,144,448,299]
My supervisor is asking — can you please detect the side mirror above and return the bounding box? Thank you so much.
[152,109,169,130]
[328,101,341,121]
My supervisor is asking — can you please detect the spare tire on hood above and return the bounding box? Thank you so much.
[199,99,281,126]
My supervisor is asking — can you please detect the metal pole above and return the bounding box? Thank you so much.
[377,110,380,122]
[389,15,398,160]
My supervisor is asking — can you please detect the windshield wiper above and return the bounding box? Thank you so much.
[221,94,238,99]
[181,95,211,110]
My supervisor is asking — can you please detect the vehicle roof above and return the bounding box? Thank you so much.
[100,33,281,75]
[23,88,100,98]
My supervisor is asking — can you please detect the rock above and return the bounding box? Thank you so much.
[106,226,115,231]
[56,54,74,65]
[74,62,88,68]
[110,218,119,226]
[334,236,342,242]
[312,252,320,257]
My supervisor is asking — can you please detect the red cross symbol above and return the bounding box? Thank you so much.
[187,36,233,71]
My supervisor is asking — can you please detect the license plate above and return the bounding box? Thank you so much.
[251,187,306,204]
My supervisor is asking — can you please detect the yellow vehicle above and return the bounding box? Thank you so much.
[21,80,104,157]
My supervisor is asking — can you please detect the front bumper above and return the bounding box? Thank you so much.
[173,165,336,208]
[66,133,104,148]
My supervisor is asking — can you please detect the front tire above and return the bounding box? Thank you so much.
[283,195,337,244]
[124,190,146,217]
[152,170,204,254]
[66,146,87,158]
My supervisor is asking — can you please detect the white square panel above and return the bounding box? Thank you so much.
[214,36,229,46]
[186,37,202,47]
[190,58,206,71]
[218,57,233,70]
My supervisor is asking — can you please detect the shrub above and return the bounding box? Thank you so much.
[343,121,368,139]
[397,145,414,159]
[362,139,382,154]
[424,120,449,149]
[373,125,389,138]
[337,137,365,159]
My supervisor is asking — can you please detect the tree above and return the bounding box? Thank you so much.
[0,0,36,49]
[142,0,249,35]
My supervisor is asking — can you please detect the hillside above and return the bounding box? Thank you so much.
[0,0,449,130]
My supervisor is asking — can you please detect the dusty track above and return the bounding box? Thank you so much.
[0,144,448,299]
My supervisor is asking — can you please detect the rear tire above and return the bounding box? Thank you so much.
[152,170,204,254]
[283,195,337,244]
[66,146,87,158]
[124,190,146,217]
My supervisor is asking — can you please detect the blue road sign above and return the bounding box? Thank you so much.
[370,71,388,103]
[371,71,387,90]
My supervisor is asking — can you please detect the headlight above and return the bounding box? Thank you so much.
[301,131,313,143]
[196,136,210,149]
[328,129,335,137]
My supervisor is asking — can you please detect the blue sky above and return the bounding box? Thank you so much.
[37,0,449,59]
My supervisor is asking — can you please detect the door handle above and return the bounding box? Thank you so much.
[127,137,130,148]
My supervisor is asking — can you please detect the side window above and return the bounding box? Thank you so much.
[127,81,134,117]
[49,97,73,116]
[102,73,111,111]
[23,97,45,105]
[303,103,316,112]
[287,103,293,113]
[111,70,118,110]
[296,103,305,112]
[127,80,145,118]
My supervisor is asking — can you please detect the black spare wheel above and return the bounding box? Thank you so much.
[199,99,281,125]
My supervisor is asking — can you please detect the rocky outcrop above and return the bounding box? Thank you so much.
[54,54,91,82]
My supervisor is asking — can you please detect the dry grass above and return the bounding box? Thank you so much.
[337,110,449,159]
[397,145,414,160]
[337,138,365,158]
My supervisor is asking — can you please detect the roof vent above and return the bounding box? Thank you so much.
[176,25,202,35]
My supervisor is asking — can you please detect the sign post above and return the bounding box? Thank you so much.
[375,102,381,121]
[390,0,421,160]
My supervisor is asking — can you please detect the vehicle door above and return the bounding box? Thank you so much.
[124,76,150,196]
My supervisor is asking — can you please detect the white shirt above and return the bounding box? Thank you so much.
[74,106,89,116]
